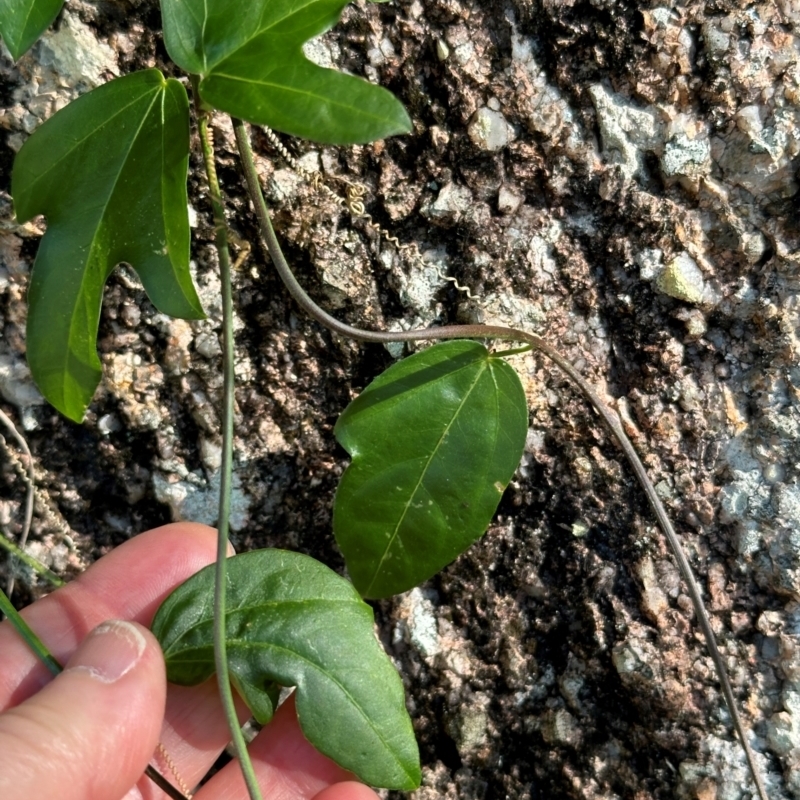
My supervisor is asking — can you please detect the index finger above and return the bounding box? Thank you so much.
[0,522,219,710]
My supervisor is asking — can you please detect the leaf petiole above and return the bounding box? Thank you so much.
[490,343,533,358]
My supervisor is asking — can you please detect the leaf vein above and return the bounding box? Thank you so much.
[363,362,488,596]
[206,71,391,124]
[63,90,162,398]
[226,638,414,778]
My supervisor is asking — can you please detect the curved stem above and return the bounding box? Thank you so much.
[232,118,768,800]
[198,114,264,800]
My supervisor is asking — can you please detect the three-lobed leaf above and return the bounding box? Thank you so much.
[0,0,64,61]
[334,340,529,598]
[152,549,421,790]
[161,0,412,144]
[12,69,204,422]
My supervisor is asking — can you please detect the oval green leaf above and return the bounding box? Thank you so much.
[334,340,529,598]
[151,549,421,791]
[11,69,204,422]
[161,0,411,145]
[0,0,64,61]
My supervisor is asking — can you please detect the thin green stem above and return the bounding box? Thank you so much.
[232,118,768,800]
[0,588,61,675]
[0,530,65,588]
[199,112,264,800]
[491,344,533,358]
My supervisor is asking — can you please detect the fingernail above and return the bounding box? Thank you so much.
[67,620,146,684]
[122,786,144,800]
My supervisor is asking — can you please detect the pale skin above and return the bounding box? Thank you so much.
[0,522,381,800]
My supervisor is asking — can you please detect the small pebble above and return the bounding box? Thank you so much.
[656,252,705,304]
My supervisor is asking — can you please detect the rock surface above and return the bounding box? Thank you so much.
[1,1,799,798]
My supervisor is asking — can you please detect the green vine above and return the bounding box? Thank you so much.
[0,3,771,800]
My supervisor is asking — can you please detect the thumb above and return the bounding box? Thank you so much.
[0,620,166,800]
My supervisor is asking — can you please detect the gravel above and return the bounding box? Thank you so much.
[1,1,799,797]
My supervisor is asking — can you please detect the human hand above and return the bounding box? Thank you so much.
[0,523,382,800]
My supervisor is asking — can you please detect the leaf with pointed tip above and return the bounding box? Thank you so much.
[334,340,529,598]
[152,549,421,791]
[12,69,204,422]
[161,0,411,145]
[0,0,63,61]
